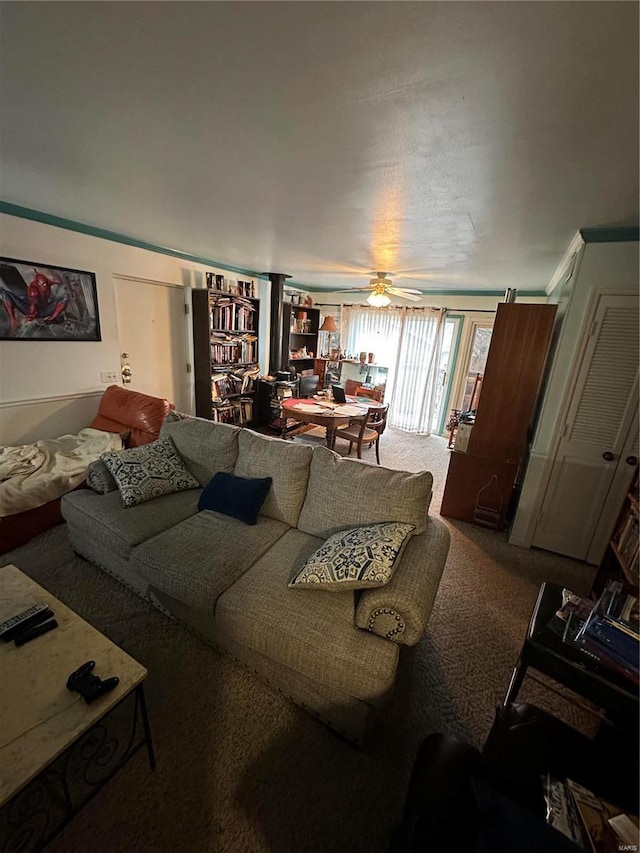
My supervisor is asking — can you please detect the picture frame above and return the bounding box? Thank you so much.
[0,257,101,341]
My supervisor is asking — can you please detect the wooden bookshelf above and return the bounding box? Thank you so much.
[192,287,260,426]
[592,467,639,597]
[284,304,320,375]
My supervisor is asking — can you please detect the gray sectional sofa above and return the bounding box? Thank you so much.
[62,414,450,743]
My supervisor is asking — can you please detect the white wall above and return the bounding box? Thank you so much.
[510,239,640,546]
[0,214,268,443]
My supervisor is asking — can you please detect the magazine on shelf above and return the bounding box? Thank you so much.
[544,776,639,853]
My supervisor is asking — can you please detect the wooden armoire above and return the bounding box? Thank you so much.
[440,303,557,530]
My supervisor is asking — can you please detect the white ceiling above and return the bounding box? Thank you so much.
[0,2,638,294]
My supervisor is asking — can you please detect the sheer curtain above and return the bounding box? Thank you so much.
[341,304,446,434]
[390,308,446,433]
[341,305,403,397]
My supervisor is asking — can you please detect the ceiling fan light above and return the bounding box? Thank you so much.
[367,292,391,307]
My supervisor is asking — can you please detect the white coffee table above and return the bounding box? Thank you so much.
[0,564,155,851]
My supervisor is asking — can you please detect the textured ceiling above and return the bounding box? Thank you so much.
[0,2,638,293]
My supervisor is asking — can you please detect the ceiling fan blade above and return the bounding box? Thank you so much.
[387,287,422,301]
[389,287,423,295]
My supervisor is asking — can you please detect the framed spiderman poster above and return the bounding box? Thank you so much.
[0,257,101,341]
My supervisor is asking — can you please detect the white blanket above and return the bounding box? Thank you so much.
[0,428,124,517]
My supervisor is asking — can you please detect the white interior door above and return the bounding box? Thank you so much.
[114,277,190,413]
[532,293,639,562]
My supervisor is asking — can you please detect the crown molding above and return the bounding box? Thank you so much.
[0,201,270,280]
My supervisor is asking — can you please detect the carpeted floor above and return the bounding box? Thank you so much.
[1,429,596,853]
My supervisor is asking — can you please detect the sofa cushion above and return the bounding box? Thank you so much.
[288,521,415,591]
[61,487,201,560]
[131,510,289,611]
[198,472,272,525]
[298,446,433,538]
[215,529,399,702]
[160,416,240,486]
[101,437,200,507]
[234,430,313,527]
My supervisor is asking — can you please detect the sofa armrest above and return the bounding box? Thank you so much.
[355,517,450,645]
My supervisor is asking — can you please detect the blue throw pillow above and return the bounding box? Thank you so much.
[198,472,273,525]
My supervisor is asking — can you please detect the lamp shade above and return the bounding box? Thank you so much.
[319,315,338,332]
[367,292,391,307]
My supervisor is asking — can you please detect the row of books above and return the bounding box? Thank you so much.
[211,373,257,400]
[555,583,639,685]
[209,301,256,332]
[211,340,258,366]
[206,273,256,298]
[545,775,638,852]
[612,505,639,575]
[211,397,254,425]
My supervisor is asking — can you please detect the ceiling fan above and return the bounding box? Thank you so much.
[343,272,423,306]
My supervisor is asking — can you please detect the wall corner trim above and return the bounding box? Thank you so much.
[546,231,585,296]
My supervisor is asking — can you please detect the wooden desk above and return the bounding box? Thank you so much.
[281,397,381,448]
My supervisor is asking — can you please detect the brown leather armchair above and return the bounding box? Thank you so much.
[90,385,174,446]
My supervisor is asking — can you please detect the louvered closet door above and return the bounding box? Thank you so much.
[532,293,639,562]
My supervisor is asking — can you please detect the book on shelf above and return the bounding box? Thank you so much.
[553,584,639,685]
[211,366,260,400]
[543,775,584,848]
[209,300,256,332]
[211,396,254,426]
[211,340,258,365]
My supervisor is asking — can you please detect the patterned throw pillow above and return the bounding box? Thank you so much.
[86,459,118,494]
[101,436,200,508]
[289,521,415,592]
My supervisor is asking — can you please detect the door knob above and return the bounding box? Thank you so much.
[626,455,638,466]
[602,451,615,461]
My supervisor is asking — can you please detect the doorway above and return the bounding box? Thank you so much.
[434,315,463,434]
[113,276,191,412]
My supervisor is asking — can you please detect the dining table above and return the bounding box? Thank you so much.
[281,396,383,448]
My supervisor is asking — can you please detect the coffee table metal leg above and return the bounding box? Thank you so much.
[503,654,527,707]
[137,684,156,771]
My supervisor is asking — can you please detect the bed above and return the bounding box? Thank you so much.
[0,385,174,554]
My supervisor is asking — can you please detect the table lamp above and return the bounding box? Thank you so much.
[319,315,338,357]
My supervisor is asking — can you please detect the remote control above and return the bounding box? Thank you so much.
[14,618,58,647]
[0,604,52,642]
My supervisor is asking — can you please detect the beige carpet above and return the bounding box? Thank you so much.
[1,429,596,853]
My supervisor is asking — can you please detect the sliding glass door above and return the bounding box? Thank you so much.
[433,316,463,434]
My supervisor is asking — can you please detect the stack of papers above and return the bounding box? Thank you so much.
[333,405,362,416]
[294,404,325,413]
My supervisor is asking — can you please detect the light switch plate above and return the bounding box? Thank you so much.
[100,371,118,383]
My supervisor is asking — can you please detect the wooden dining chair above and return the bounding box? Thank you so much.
[333,405,388,464]
[343,379,361,397]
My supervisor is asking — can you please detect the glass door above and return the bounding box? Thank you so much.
[433,316,463,433]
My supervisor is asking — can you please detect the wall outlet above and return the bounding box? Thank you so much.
[100,371,118,384]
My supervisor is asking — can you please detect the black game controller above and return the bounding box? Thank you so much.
[66,660,119,704]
